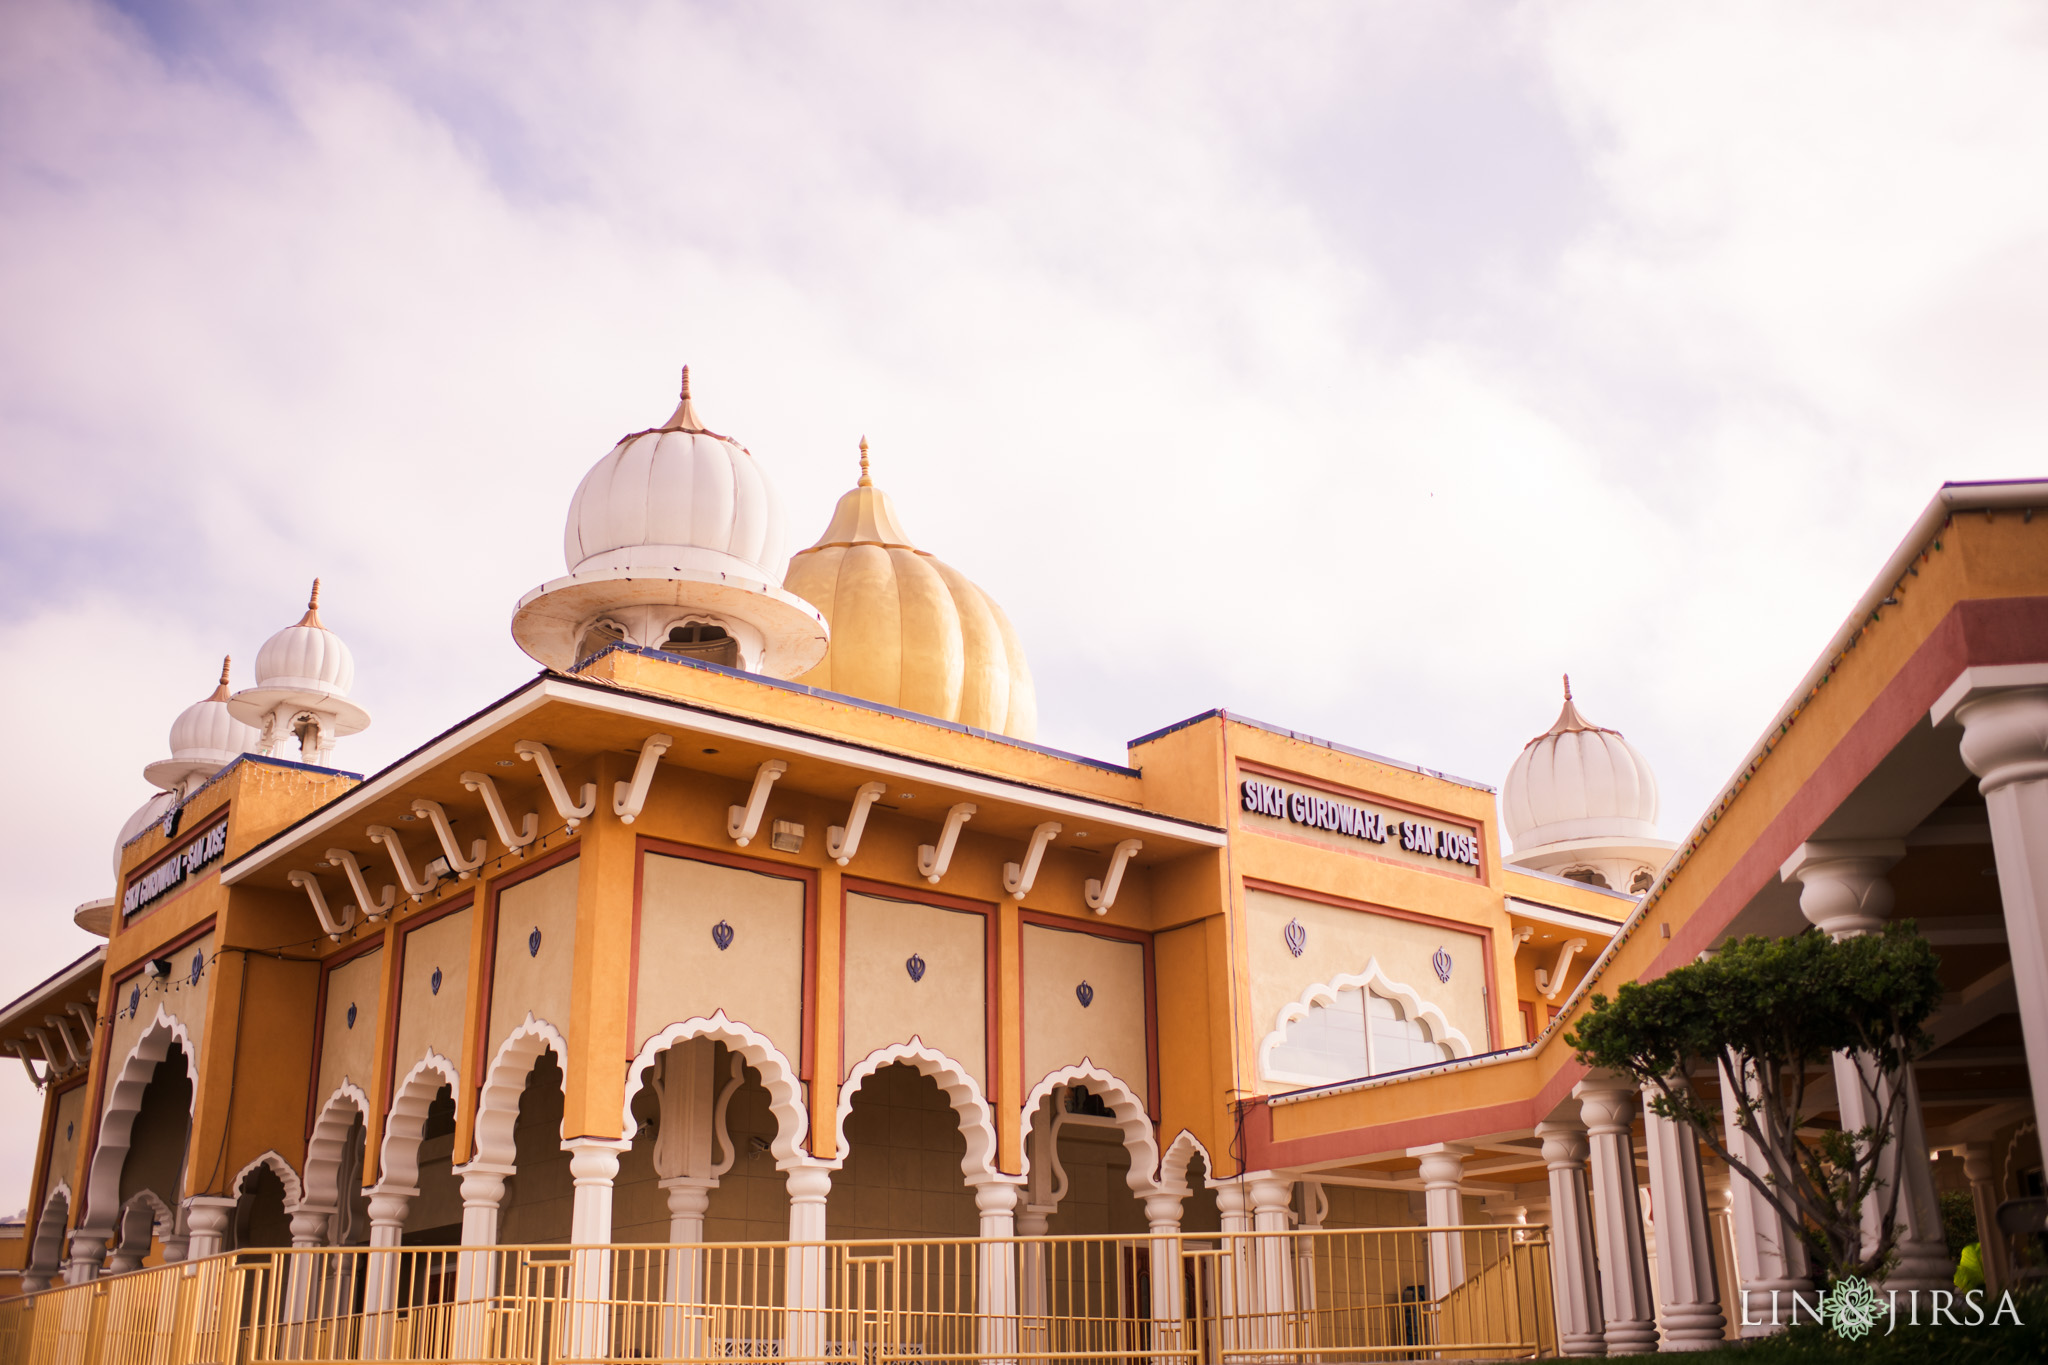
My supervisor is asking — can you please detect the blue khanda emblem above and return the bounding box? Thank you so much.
[128,984,140,1018]
[1433,946,1453,983]
[1076,981,1094,1008]
[712,919,735,951]
[191,950,204,986]
[65,1121,73,1140]
[906,952,927,983]
[430,967,443,996]
[1284,918,1307,958]
[346,1002,358,1029]
[529,926,543,958]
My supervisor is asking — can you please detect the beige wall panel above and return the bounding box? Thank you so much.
[635,855,805,1060]
[1246,888,1489,1054]
[842,893,986,1092]
[46,1083,88,1202]
[490,859,580,1051]
[1021,926,1149,1105]
[392,908,473,1080]
[102,931,215,1120]
[315,946,385,1108]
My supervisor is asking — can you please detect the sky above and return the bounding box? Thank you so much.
[4,0,2048,1206]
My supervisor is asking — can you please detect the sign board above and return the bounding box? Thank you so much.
[122,818,229,918]
[1238,775,1482,877]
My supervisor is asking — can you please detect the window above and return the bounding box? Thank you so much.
[1630,869,1655,894]
[576,619,626,664]
[661,622,739,667]
[1267,984,1454,1085]
[1562,867,1611,889]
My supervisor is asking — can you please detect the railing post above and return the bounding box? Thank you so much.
[974,1181,1021,1365]
[783,1164,833,1364]
[1145,1191,1187,1365]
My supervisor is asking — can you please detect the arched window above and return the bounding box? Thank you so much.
[1630,868,1655,894]
[1365,994,1451,1073]
[660,622,738,667]
[1562,867,1611,889]
[575,618,627,665]
[1266,984,1454,1085]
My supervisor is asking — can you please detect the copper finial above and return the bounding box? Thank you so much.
[858,436,872,487]
[298,578,325,628]
[211,655,232,702]
[1563,673,1572,702]
[680,365,691,400]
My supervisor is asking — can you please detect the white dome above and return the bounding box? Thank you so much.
[252,582,357,696]
[1503,683,1660,852]
[145,658,260,791]
[113,791,178,877]
[562,370,786,582]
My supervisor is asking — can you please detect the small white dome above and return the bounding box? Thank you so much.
[253,581,356,696]
[1503,681,1660,852]
[562,367,786,581]
[145,657,260,791]
[113,791,178,877]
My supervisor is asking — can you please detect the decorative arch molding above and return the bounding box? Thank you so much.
[1021,1061,1160,1194]
[1158,1130,1213,1198]
[230,1150,305,1209]
[301,1081,370,1215]
[28,1184,72,1278]
[621,1011,810,1168]
[378,1051,460,1189]
[469,1014,568,1171]
[119,1188,174,1238]
[1255,961,1474,1087]
[834,1039,1001,1186]
[82,1006,200,1235]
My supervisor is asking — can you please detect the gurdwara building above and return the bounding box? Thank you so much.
[1,371,2043,1362]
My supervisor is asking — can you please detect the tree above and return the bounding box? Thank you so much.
[1568,923,1945,1283]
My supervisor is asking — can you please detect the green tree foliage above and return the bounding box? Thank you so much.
[1569,924,1944,1283]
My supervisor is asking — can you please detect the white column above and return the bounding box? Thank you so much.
[1948,682,2048,1190]
[1534,1118,1605,1359]
[104,1202,155,1274]
[360,1187,414,1359]
[1216,1181,1253,1360]
[450,1167,508,1358]
[1781,841,1951,1292]
[1641,1099,1725,1348]
[1412,1144,1471,1296]
[1145,1190,1187,1365]
[975,1182,1021,1365]
[160,1205,190,1265]
[784,1164,833,1363]
[1016,1205,1050,1346]
[1716,1063,1811,1333]
[1248,1173,1296,1358]
[1962,1143,2010,1293]
[1574,1077,1658,1355]
[63,1228,109,1285]
[564,1139,625,1362]
[183,1196,239,1261]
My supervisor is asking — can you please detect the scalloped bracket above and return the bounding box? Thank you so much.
[290,869,359,941]
[460,770,539,854]
[1084,839,1142,914]
[727,760,788,846]
[368,824,441,901]
[514,739,598,829]
[325,847,397,920]
[1535,937,1588,999]
[917,803,977,883]
[412,798,487,879]
[1003,822,1062,901]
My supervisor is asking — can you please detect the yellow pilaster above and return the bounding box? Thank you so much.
[181,945,246,1200]
[810,864,842,1159]
[362,919,403,1186]
[452,866,500,1167]
[995,898,1022,1174]
[563,754,633,1140]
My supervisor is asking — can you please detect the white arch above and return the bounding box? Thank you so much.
[1159,1129,1214,1198]
[378,1051,461,1189]
[231,1150,305,1209]
[1256,961,1474,1086]
[834,1039,1001,1185]
[1021,1061,1161,1194]
[82,1006,199,1236]
[621,1011,810,1168]
[469,1014,568,1170]
[302,1081,370,1215]
[28,1184,72,1281]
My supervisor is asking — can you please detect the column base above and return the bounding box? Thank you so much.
[1559,1330,1608,1358]
[1882,1240,1955,1295]
[1657,1305,1728,1349]
[1603,1322,1658,1355]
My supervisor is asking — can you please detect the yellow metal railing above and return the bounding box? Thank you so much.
[0,1225,1554,1365]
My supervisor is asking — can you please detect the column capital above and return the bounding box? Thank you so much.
[1144,1191,1185,1232]
[1572,1075,1639,1133]
[974,1180,1022,1216]
[1535,1119,1590,1168]
[1246,1173,1294,1213]
[1961,1142,1997,1184]
[785,1162,833,1204]
[1779,840,1905,938]
[563,1137,626,1184]
[459,1168,509,1207]
[1940,678,2048,792]
[1411,1144,1471,1190]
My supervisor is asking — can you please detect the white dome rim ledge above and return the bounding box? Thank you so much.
[1510,816,1667,851]
[226,687,372,735]
[512,566,829,677]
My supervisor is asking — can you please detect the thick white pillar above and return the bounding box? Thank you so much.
[563,1140,625,1360]
[1574,1078,1658,1355]
[1716,1063,1811,1333]
[1641,1099,1726,1348]
[359,1187,414,1359]
[1781,841,1951,1292]
[1412,1144,1471,1296]
[184,1196,239,1261]
[1947,682,2048,1186]
[975,1182,1021,1365]
[1016,1205,1051,1343]
[1216,1181,1254,1358]
[103,1202,155,1274]
[1145,1189,1188,1365]
[63,1228,109,1285]
[1535,1118,1605,1358]
[785,1164,833,1363]
[1248,1173,1296,1358]
[1962,1143,2009,1293]
[453,1165,509,1356]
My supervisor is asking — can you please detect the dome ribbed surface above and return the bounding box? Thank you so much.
[562,388,784,579]
[254,621,356,695]
[784,473,1036,739]
[1502,690,1660,851]
[167,688,261,766]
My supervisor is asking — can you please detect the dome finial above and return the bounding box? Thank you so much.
[658,364,710,434]
[212,655,232,702]
[859,436,872,487]
[1563,672,1572,702]
[298,578,325,629]
[680,365,691,400]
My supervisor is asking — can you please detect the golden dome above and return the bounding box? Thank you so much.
[784,441,1037,739]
